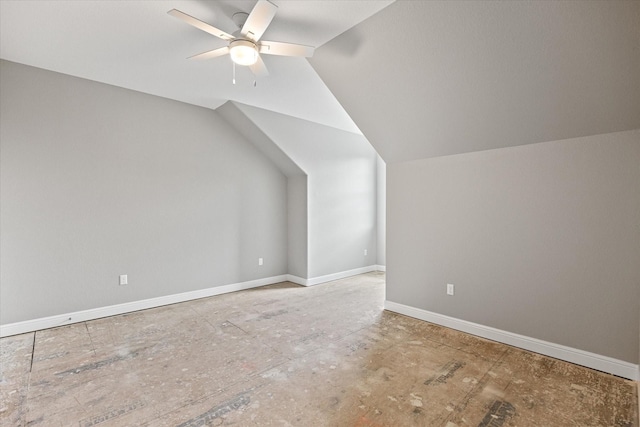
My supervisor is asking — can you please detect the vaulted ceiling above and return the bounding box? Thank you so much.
[2,1,638,164]
[0,0,392,135]
[311,0,640,163]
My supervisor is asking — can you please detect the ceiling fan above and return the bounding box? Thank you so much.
[168,0,314,78]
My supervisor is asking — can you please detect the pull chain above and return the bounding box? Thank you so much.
[231,62,258,87]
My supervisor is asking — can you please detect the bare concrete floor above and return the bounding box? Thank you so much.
[1,272,637,426]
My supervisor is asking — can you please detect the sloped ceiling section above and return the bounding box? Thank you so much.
[0,0,393,135]
[310,0,640,164]
[217,101,306,177]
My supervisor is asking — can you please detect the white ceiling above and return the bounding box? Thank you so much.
[0,0,393,135]
[311,0,640,163]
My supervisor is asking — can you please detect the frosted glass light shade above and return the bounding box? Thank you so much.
[229,40,258,66]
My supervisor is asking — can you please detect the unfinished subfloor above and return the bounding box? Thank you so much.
[1,272,637,426]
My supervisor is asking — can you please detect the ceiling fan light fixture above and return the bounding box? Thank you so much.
[229,40,258,66]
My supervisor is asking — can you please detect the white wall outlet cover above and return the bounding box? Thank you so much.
[364,249,368,256]
[119,275,128,286]
[258,258,263,266]
[447,283,454,295]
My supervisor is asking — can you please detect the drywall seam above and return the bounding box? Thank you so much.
[384,300,639,381]
[0,275,289,338]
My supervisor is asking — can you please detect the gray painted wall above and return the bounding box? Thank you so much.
[387,130,640,363]
[287,175,308,278]
[0,60,288,324]
[232,103,379,279]
[376,156,386,267]
[216,102,308,278]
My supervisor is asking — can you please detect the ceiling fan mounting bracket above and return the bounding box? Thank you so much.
[232,12,249,29]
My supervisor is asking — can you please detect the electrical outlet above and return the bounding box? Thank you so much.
[258,257,263,266]
[447,283,454,295]
[364,249,368,256]
[119,274,128,286]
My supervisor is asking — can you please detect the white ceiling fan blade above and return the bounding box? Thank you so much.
[188,46,230,60]
[241,0,277,42]
[259,41,314,58]
[249,55,269,78]
[168,9,234,41]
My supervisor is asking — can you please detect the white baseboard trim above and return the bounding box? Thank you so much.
[0,268,387,338]
[285,274,308,286]
[0,275,288,338]
[384,300,639,381]
[287,265,386,286]
[304,265,379,286]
